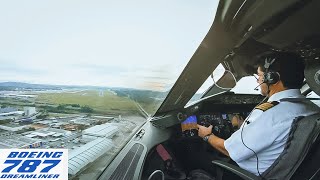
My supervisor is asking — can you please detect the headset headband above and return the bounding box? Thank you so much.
[264,58,276,70]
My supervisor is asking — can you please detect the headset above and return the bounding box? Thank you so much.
[263,57,280,85]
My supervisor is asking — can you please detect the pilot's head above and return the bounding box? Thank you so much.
[255,52,305,97]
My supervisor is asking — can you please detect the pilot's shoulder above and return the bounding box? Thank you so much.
[255,101,279,112]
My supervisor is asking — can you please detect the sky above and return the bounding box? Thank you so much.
[0,0,219,92]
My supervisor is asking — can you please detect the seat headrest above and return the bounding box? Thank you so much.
[305,59,320,96]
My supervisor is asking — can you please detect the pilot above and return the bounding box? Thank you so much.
[197,51,320,176]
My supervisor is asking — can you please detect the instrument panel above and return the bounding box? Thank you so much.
[181,112,249,139]
[199,113,236,139]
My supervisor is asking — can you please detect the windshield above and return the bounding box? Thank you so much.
[0,0,217,179]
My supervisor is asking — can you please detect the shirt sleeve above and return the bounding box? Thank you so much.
[224,111,277,163]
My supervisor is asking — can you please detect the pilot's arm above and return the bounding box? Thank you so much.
[197,124,230,156]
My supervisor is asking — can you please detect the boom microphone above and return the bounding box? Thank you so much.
[254,83,264,91]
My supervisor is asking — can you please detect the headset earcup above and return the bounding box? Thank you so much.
[264,72,280,84]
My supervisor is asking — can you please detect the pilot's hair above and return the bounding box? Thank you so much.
[256,51,305,89]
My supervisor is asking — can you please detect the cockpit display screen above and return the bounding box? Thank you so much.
[181,115,197,131]
[222,114,227,119]
[181,115,198,137]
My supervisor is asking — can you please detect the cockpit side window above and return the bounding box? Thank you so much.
[187,64,225,104]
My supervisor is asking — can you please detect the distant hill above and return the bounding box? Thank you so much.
[0,82,164,92]
[0,82,178,100]
[0,82,116,91]
[0,82,63,90]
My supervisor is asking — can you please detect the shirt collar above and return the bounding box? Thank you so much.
[268,89,303,102]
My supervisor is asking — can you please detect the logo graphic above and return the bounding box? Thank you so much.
[0,149,68,180]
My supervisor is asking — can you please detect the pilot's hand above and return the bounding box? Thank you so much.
[197,124,213,138]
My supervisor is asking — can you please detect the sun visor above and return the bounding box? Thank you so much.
[305,59,320,96]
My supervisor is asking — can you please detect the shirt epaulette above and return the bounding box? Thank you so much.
[255,101,279,112]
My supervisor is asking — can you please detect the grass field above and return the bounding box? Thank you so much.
[36,90,139,115]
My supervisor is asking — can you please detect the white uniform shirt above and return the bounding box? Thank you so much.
[224,89,319,175]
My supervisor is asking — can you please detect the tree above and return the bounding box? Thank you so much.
[77,124,87,131]
[0,119,11,125]
[80,105,93,113]
[70,104,80,107]
[57,104,66,110]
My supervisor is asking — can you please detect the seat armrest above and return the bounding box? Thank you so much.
[212,160,261,180]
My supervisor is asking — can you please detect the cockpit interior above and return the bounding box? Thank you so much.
[96,0,320,180]
[141,93,265,180]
